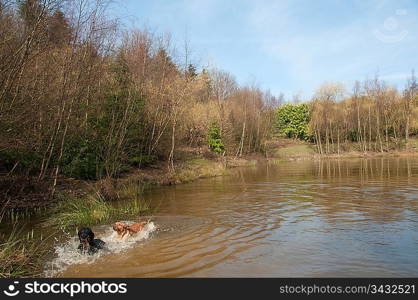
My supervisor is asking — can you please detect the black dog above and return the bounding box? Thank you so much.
[77,227,106,255]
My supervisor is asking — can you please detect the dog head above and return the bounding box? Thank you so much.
[78,227,94,248]
[113,222,128,236]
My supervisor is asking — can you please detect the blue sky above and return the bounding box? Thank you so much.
[112,0,418,100]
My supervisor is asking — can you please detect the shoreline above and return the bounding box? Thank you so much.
[269,150,418,162]
[1,155,258,210]
[3,146,418,210]
[265,138,418,161]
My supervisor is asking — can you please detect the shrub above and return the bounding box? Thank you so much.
[275,104,310,140]
[207,122,224,153]
[61,138,103,180]
[0,150,43,174]
[127,154,157,168]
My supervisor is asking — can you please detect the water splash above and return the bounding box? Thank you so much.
[44,222,156,277]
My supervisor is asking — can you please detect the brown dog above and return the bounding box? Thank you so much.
[113,221,148,239]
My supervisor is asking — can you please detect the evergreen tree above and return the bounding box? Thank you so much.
[47,10,72,45]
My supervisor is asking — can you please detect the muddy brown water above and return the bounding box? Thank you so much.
[57,157,418,277]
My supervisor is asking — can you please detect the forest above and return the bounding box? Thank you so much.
[276,78,418,154]
[0,0,278,199]
[1,0,418,205]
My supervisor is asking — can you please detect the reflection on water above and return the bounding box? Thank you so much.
[60,157,418,277]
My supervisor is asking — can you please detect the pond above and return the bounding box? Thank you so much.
[57,157,418,277]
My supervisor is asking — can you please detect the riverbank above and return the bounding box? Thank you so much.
[3,137,418,210]
[265,138,418,161]
[2,138,418,210]
[1,150,258,210]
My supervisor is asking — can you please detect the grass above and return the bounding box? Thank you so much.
[46,184,153,230]
[275,144,315,157]
[46,192,113,229]
[0,212,49,278]
[406,138,418,150]
[172,158,229,183]
[115,184,152,215]
[269,137,418,159]
[4,207,47,223]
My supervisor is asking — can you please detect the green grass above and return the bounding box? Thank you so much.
[46,192,113,229]
[275,144,315,157]
[4,207,47,223]
[0,213,49,278]
[173,158,229,183]
[46,186,152,230]
[115,184,152,215]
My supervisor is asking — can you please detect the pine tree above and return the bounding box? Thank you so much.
[47,10,72,46]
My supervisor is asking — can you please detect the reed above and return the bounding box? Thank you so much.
[46,192,113,229]
[46,185,153,229]
[116,184,151,215]
[5,207,47,223]
[0,211,48,278]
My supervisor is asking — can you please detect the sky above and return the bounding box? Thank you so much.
[112,0,418,101]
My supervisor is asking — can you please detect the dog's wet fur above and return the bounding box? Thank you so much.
[113,221,148,239]
[77,227,106,255]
